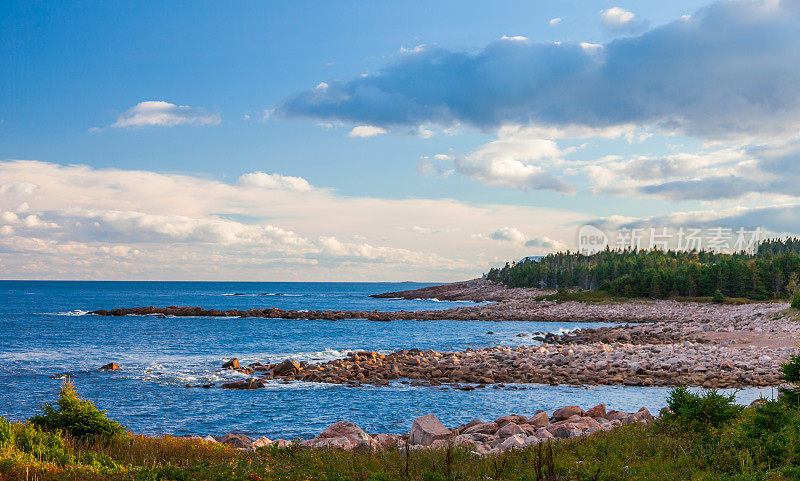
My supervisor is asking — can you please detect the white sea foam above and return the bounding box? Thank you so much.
[222,293,302,297]
[56,310,90,316]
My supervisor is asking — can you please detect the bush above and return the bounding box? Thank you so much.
[666,386,742,430]
[728,400,800,469]
[792,290,800,310]
[780,351,800,407]
[0,418,11,450]
[30,380,125,440]
[12,422,74,465]
[712,289,725,304]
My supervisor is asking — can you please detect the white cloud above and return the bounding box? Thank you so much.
[110,101,220,128]
[238,172,314,192]
[549,18,562,26]
[0,160,588,280]
[454,156,573,192]
[417,125,435,138]
[0,182,38,196]
[435,125,580,192]
[485,228,568,253]
[601,7,637,30]
[348,125,387,138]
[490,227,527,244]
[525,236,568,251]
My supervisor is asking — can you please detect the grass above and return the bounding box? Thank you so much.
[533,289,758,305]
[533,290,631,304]
[3,390,800,480]
[1,413,798,480]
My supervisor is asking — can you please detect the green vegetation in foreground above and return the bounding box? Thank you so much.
[533,288,755,305]
[486,238,800,300]
[4,368,800,481]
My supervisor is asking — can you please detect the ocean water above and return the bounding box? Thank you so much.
[0,281,775,439]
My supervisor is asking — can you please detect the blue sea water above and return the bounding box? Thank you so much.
[0,281,776,439]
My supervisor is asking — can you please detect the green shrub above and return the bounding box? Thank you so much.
[0,417,12,450]
[728,400,800,469]
[30,380,125,440]
[666,386,742,430]
[12,422,73,464]
[780,351,800,407]
[712,289,725,304]
[792,290,800,310]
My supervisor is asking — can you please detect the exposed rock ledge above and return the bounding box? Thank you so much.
[90,298,787,324]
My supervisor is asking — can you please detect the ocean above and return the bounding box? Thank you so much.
[0,281,775,439]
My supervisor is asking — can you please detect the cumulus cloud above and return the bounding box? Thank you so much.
[549,18,562,26]
[490,227,527,243]
[600,7,640,31]
[454,156,573,192]
[422,125,577,192]
[277,0,800,141]
[110,101,221,128]
[238,172,314,192]
[525,236,568,251]
[347,125,387,138]
[486,227,568,252]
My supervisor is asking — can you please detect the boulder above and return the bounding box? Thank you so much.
[494,414,528,427]
[463,422,499,435]
[100,363,120,371]
[272,439,292,448]
[374,433,403,448]
[585,404,607,419]
[273,359,301,376]
[496,434,525,452]
[522,435,540,447]
[251,437,272,449]
[219,433,252,449]
[453,434,478,449]
[528,411,549,428]
[606,410,628,422]
[535,428,554,441]
[316,421,372,444]
[409,414,452,446]
[300,421,374,451]
[202,435,217,443]
[301,437,353,450]
[220,380,264,390]
[220,381,244,389]
[496,422,525,438]
[634,407,654,423]
[455,419,484,433]
[222,358,241,370]
[552,406,584,421]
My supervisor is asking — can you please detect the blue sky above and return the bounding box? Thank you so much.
[1,0,799,280]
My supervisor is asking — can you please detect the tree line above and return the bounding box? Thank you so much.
[485,238,800,300]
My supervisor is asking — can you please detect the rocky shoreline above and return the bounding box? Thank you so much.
[186,299,794,389]
[191,406,659,456]
[89,297,787,324]
[92,280,798,389]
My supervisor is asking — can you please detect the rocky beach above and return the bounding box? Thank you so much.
[94,280,797,390]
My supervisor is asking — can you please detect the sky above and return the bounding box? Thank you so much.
[1,0,799,281]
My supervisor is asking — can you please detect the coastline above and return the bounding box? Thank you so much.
[91,280,798,389]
